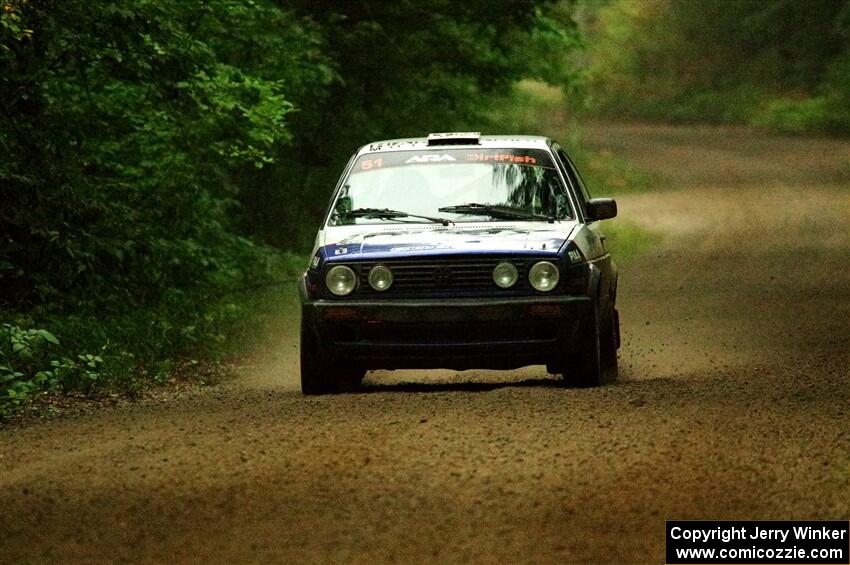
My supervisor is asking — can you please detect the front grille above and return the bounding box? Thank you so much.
[326,256,559,298]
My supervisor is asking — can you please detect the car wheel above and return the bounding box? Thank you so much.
[566,302,618,387]
[300,319,364,395]
[300,319,332,395]
[600,306,619,383]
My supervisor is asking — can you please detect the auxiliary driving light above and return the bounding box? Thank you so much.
[325,265,357,296]
[368,265,393,291]
[529,261,559,292]
[492,262,519,288]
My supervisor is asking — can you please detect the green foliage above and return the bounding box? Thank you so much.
[0,322,110,411]
[484,79,570,133]
[753,51,850,134]
[0,324,59,411]
[583,0,850,134]
[0,0,320,310]
[0,0,327,411]
[0,1,32,48]
[0,251,305,413]
[752,97,839,134]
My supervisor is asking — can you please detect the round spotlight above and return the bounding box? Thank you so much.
[368,265,393,291]
[325,265,357,296]
[529,261,559,292]
[492,262,518,288]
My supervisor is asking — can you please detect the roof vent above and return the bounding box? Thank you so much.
[426,132,481,146]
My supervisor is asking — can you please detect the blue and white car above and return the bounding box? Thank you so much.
[299,132,619,394]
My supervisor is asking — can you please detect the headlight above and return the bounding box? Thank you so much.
[529,261,559,292]
[492,262,518,288]
[368,265,393,291]
[325,265,357,296]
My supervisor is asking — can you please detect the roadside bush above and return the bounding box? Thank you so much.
[0,325,59,410]
[663,87,765,124]
[0,249,305,414]
[0,324,103,414]
[751,97,840,134]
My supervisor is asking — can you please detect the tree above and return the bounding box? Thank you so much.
[0,0,328,308]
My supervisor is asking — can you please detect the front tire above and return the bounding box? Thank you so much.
[300,319,365,395]
[565,302,618,387]
[300,319,332,395]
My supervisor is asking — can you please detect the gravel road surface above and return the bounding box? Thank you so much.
[2,123,849,564]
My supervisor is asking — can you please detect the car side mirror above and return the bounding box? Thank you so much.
[585,198,617,221]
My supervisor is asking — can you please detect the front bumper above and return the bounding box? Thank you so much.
[300,284,593,370]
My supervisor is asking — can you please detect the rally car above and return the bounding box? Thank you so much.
[299,132,619,394]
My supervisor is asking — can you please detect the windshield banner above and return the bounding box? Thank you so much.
[354,148,556,173]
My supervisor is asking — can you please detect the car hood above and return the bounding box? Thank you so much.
[324,224,575,260]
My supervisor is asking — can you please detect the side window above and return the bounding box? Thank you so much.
[557,149,592,204]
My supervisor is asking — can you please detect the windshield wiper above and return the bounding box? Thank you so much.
[438,203,556,222]
[338,207,453,226]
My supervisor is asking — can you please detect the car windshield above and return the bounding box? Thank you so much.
[328,148,574,226]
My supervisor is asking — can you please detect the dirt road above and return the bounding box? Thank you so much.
[2,124,849,564]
